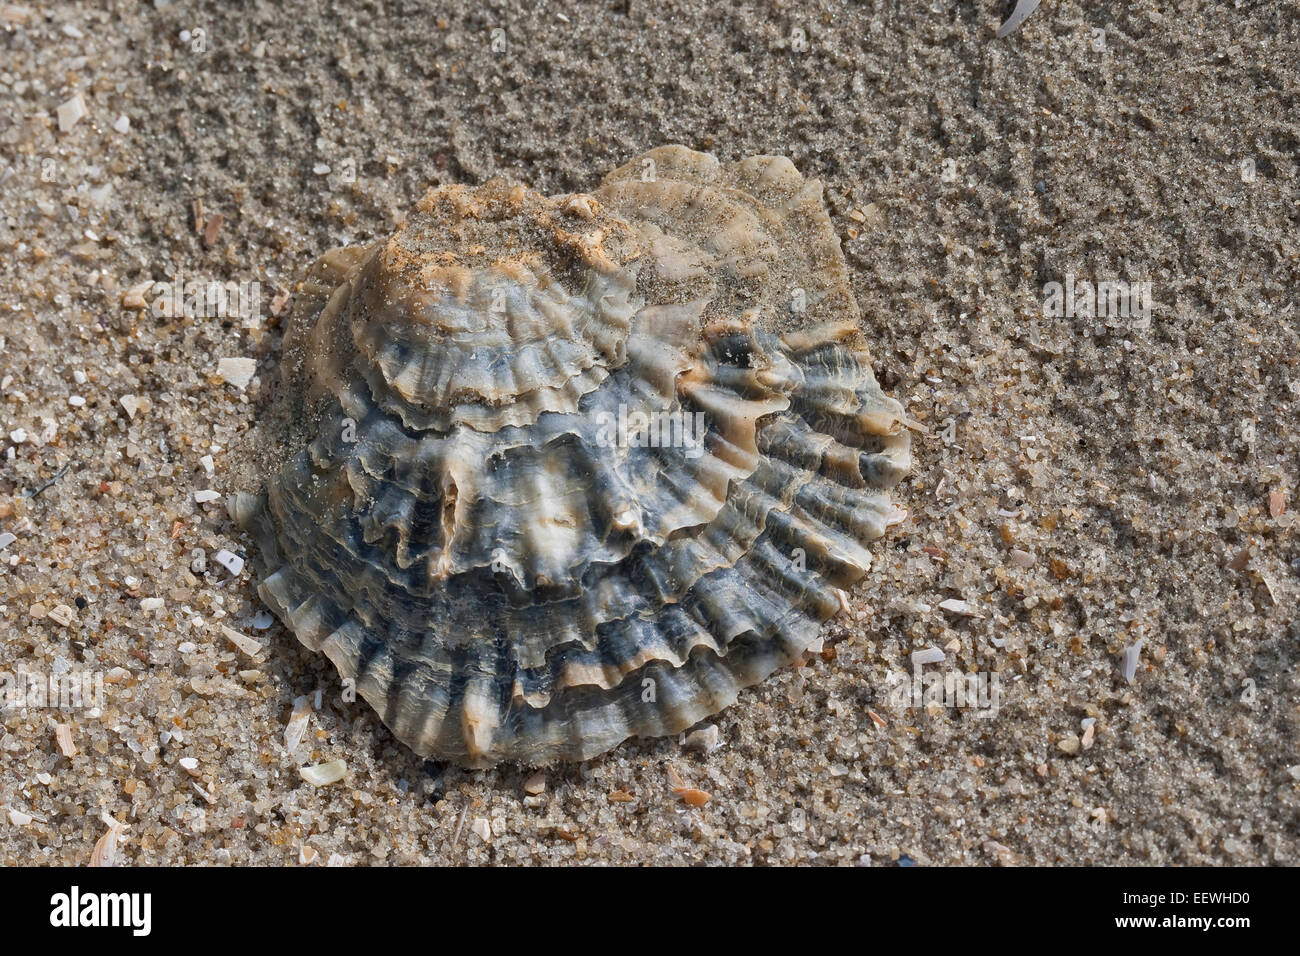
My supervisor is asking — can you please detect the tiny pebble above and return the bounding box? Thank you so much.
[119,394,145,419]
[683,724,720,753]
[522,772,547,795]
[113,114,131,134]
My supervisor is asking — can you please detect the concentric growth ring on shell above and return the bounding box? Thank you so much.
[230,146,912,767]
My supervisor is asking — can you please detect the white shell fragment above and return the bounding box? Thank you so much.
[284,694,312,752]
[299,759,347,787]
[47,604,76,627]
[1121,638,1145,685]
[55,723,76,757]
[56,94,86,132]
[217,357,257,389]
[233,146,912,767]
[221,624,264,658]
[938,598,981,618]
[995,0,1042,39]
[212,548,245,577]
[911,647,946,668]
[88,814,126,867]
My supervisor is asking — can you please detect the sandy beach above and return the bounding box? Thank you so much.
[0,0,1296,864]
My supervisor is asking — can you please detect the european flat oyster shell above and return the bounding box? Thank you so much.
[231,146,912,767]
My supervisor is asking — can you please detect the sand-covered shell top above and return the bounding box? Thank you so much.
[230,146,912,767]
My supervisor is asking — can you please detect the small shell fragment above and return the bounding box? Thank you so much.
[89,815,127,867]
[47,604,76,627]
[283,695,312,752]
[217,357,258,389]
[938,598,981,618]
[676,788,711,807]
[122,281,154,310]
[1008,548,1035,567]
[1121,639,1145,685]
[55,723,76,757]
[119,394,149,419]
[212,549,245,577]
[221,624,264,658]
[299,759,347,787]
[1268,489,1286,518]
[995,0,1041,39]
[911,647,945,668]
[56,94,86,132]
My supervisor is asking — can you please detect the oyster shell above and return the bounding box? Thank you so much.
[231,146,912,767]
